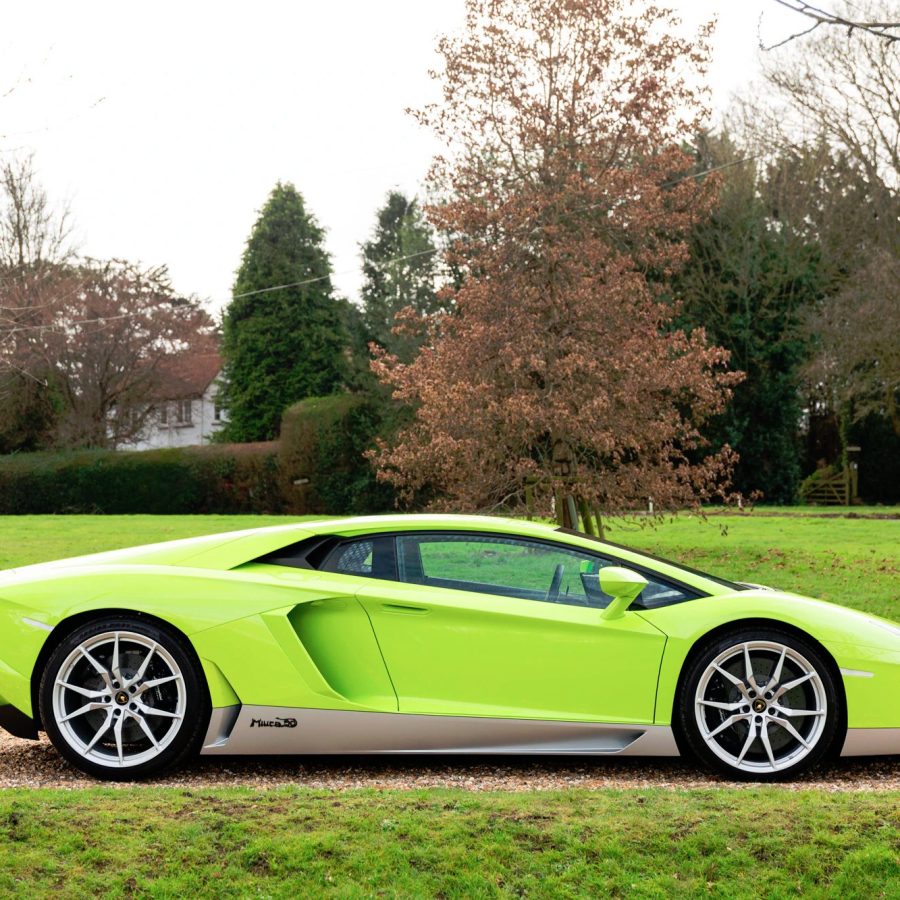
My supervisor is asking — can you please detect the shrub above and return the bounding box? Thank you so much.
[279,393,395,515]
[0,443,283,515]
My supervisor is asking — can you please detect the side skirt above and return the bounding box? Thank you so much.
[841,727,900,757]
[200,705,681,756]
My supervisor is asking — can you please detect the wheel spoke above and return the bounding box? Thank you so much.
[56,680,105,700]
[132,712,160,749]
[59,701,107,723]
[707,713,747,740]
[127,642,157,687]
[759,722,778,769]
[82,708,114,755]
[135,700,181,720]
[713,664,745,690]
[742,643,755,685]
[79,646,112,687]
[138,674,182,692]
[113,714,125,765]
[777,672,814,697]
[735,722,757,766]
[771,716,811,749]
[777,706,825,718]
[698,699,742,712]
[771,646,787,687]
[111,632,121,682]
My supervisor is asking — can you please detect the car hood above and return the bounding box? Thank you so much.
[697,586,900,653]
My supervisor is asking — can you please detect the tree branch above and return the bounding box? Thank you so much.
[764,0,900,47]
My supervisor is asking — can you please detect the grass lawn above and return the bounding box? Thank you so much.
[0,787,897,898]
[1,510,897,897]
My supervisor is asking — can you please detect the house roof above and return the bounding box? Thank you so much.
[154,352,222,401]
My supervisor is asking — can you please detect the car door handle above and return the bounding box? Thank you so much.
[380,603,429,615]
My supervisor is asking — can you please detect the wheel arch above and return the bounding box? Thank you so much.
[670,617,848,753]
[30,608,207,732]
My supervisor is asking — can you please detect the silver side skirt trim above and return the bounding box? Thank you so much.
[841,727,900,757]
[201,706,681,757]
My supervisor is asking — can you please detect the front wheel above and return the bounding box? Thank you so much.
[677,628,841,781]
[39,616,209,780]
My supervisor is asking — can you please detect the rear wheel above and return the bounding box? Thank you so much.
[39,616,209,780]
[677,628,841,781]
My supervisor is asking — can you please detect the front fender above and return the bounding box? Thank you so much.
[642,591,900,729]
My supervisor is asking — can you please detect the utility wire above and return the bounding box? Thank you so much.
[224,152,765,305]
[1,152,766,336]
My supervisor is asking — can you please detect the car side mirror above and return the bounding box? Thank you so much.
[599,567,648,620]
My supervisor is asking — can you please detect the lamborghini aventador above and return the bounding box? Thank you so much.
[0,515,897,781]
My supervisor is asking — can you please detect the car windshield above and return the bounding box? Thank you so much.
[554,528,749,592]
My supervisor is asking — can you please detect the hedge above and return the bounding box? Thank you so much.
[279,393,395,515]
[0,443,283,515]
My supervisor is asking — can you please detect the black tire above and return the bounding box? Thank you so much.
[39,616,209,781]
[676,627,842,782]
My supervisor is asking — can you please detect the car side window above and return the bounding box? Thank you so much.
[319,536,395,580]
[395,533,695,609]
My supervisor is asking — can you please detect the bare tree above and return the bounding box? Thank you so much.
[0,153,76,388]
[0,153,75,269]
[765,1,899,48]
[753,1,900,190]
[804,249,900,437]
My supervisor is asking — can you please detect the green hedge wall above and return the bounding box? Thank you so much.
[0,443,283,515]
[279,393,395,515]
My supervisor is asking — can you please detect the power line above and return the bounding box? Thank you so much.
[229,248,441,301]
[1,152,766,335]
[221,153,765,305]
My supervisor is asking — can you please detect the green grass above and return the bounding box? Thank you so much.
[1,510,896,620]
[0,787,897,898]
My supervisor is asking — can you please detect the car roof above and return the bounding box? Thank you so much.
[304,513,559,539]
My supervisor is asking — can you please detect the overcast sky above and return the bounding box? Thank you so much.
[0,1,804,313]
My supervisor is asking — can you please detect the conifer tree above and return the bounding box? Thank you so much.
[221,183,348,441]
[361,191,440,362]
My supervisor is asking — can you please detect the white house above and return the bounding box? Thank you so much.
[128,352,227,450]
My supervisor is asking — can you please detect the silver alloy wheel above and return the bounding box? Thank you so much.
[51,630,186,769]
[694,640,828,774]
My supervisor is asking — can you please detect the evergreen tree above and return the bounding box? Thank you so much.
[220,183,348,441]
[360,192,440,362]
[676,135,826,503]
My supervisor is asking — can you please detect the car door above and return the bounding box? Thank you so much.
[353,532,669,724]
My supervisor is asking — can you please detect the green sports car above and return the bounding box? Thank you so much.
[0,514,897,781]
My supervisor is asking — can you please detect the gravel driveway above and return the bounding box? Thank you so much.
[2,732,897,791]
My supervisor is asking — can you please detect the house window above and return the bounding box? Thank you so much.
[159,400,192,426]
[213,400,223,422]
[175,400,193,425]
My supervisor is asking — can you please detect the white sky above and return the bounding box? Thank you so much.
[0,0,804,314]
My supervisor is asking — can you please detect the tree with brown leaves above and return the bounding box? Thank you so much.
[2,259,216,449]
[371,0,742,515]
